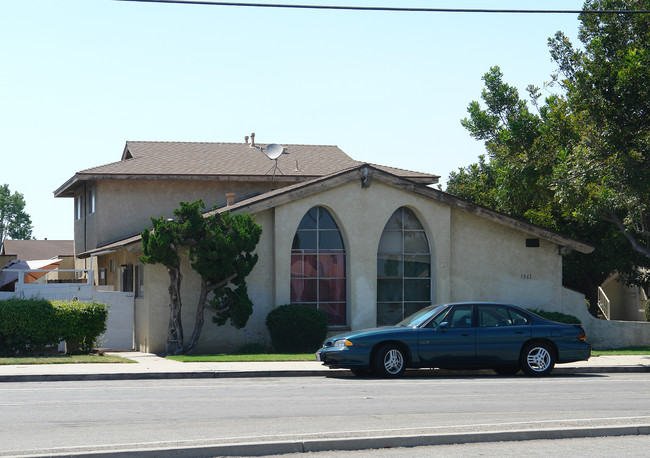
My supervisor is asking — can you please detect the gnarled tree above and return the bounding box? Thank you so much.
[140,200,262,355]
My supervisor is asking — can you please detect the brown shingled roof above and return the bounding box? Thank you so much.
[1,240,73,260]
[54,141,438,197]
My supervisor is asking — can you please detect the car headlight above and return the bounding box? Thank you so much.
[333,339,353,349]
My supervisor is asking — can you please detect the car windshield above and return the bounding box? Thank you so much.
[397,305,448,327]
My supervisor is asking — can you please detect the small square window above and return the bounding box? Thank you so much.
[526,238,540,248]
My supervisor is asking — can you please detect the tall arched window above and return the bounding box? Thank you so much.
[291,206,347,326]
[377,207,431,326]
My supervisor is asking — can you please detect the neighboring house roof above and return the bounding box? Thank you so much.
[1,240,74,260]
[54,141,439,197]
[76,164,594,257]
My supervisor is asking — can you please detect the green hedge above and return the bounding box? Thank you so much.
[0,298,108,356]
[52,300,109,354]
[265,304,328,353]
[527,308,581,325]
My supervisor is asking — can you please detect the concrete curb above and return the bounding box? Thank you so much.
[1,365,648,383]
[24,424,650,457]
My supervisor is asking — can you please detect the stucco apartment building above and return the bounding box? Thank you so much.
[54,139,594,354]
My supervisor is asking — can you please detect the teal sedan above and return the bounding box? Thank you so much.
[316,302,591,377]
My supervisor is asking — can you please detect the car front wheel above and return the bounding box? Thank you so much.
[373,344,406,378]
[520,342,555,376]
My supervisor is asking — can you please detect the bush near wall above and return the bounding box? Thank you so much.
[52,300,109,354]
[0,298,108,356]
[528,309,581,325]
[265,305,328,353]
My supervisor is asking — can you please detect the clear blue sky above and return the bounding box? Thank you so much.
[1,0,585,241]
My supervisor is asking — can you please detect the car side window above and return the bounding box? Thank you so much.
[507,308,531,326]
[478,305,512,327]
[478,305,532,327]
[446,305,473,328]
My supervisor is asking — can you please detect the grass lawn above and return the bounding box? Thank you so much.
[167,353,317,362]
[592,346,650,356]
[0,354,136,365]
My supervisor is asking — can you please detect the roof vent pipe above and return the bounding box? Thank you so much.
[250,132,255,147]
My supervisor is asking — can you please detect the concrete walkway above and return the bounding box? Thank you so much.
[0,352,648,382]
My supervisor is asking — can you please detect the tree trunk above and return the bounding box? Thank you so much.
[184,278,208,354]
[166,265,184,355]
[183,274,237,354]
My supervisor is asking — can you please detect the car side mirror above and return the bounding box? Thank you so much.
[436,322,449,332]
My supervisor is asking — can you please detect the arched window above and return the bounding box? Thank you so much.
[377,207,431,326]
[291,206,347,326]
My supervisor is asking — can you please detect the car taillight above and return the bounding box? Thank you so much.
[577,331,586,341]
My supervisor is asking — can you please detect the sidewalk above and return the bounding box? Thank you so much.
[0,352,648,382]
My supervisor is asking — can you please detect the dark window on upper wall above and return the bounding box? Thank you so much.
[75,195,83,220]
[377,207,432,326]
[291,206,347,327]
[526,238,540,247]
[87,188,96,215]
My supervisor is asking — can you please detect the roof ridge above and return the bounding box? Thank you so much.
[126,140,341,148]
[363,161,440,178]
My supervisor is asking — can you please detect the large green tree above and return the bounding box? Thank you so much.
[449,0,650,310]
[140,200,262,355]
[0,184,33,245]
[548,0,650,261]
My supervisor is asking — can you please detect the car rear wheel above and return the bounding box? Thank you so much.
[373,344,406,378]
[520,342,555,376]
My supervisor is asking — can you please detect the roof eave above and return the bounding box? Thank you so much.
[53,174,80,198]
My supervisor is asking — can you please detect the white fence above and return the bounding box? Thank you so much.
[1,269,134,350]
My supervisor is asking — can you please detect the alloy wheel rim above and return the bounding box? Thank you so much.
[384,349,404,374]
[527,347,551,372]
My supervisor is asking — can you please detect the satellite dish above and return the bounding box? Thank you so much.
[265,143,284,160]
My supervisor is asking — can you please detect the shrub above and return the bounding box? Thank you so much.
[527,309,581,325]
[0,298,108,355]
[265,305,328,353]
[53,300,109,354]
[645,298,650,322]
[0,297,60,355]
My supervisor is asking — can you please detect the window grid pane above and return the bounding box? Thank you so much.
[376,207,431,326]
[291,206,347,326]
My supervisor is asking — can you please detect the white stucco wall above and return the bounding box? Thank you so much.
[134,178,581,353]
[449,210,564,309]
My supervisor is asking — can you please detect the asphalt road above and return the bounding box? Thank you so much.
[1,373,649,456]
